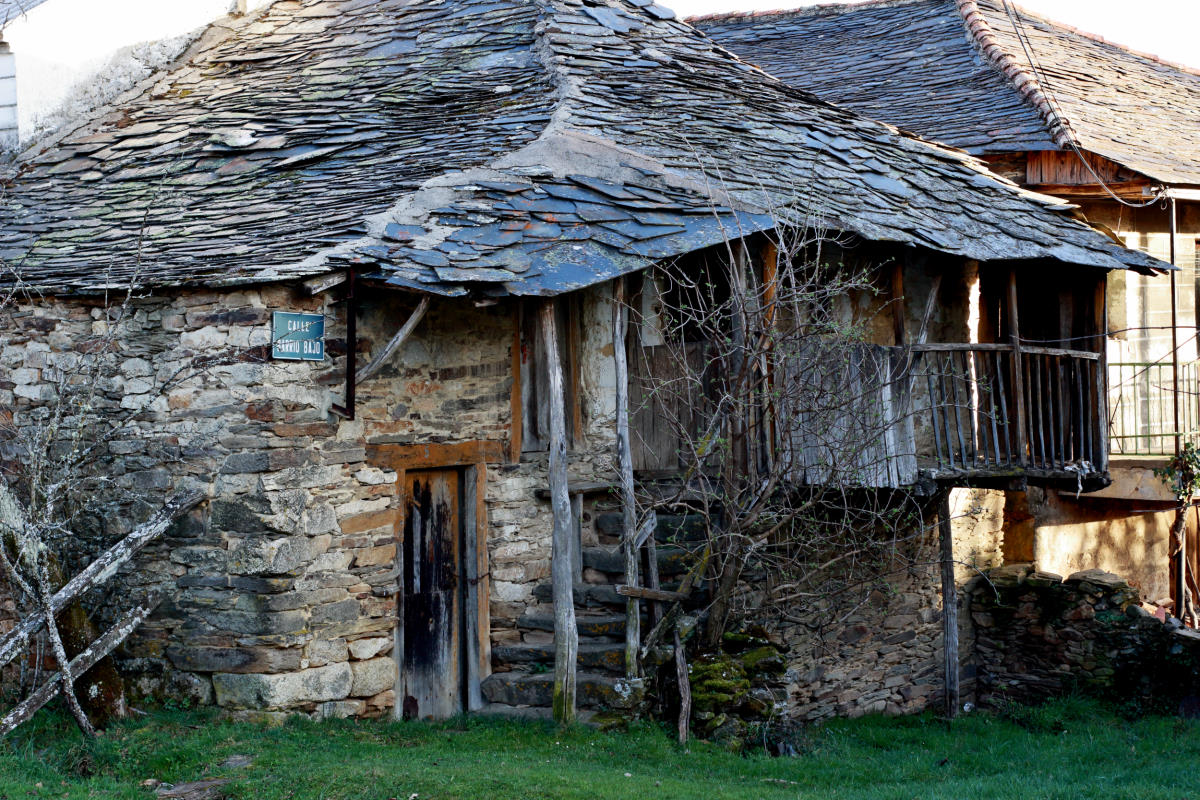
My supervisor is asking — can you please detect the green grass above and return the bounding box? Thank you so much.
[1,696,1198,799]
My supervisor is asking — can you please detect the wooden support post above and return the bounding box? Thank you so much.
[1007,269,1029,465]
[938,493,959,721]
[1093,276,1109,470]
[613,277,641,679]
[674,625,691,746]
[541,299,578,724]
[890,261,907,346]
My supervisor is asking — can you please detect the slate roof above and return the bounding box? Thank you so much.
[0,0,51,28]
[695,0,1200,186]
[0,0,1164,297]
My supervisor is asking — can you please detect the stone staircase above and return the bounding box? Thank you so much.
[480,512,708,720]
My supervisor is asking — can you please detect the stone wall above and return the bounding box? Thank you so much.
[761,487,1006,721]
[969,564,1200,713]
[0,280,618,718]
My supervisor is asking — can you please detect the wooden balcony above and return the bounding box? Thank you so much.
[630,340,1109,490]
[911,343,1107,484]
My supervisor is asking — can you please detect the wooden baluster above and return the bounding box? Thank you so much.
[993,350,1013,464]
[1007,270,1029,465]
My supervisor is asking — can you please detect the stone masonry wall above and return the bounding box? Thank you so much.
[969,564,1200,713]
[760,487,1006,721]
[0,280,618,719]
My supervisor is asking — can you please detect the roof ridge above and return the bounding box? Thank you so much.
[954,0,1074,148]
[686,0,924,25]
[991,1,1200,81]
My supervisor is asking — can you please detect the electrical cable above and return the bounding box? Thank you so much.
[1000,0,1168,209]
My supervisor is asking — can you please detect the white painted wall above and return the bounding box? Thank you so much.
[1,0,273,147]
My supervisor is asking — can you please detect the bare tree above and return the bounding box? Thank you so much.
[624,221,934,661]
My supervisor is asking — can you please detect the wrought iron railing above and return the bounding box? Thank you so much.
[1108,360,1200,456]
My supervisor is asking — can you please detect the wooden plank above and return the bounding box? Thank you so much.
[938,494,959,720]
[540,299,578,725]
[366,440,505,471]
[302,271,348,295]
[1094,278,1109,470]
[910,342,1098,360]
[1008,270,1029,466]
[355,296,428,384]
[616,585,688,603]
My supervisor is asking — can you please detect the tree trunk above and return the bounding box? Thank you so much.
[541,300,578,724]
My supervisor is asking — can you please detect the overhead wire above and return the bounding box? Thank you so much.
[999,0,1168,209]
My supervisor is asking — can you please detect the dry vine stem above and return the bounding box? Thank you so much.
[626,214,937,675]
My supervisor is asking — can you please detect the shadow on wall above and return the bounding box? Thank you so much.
[1023,488,1177,603]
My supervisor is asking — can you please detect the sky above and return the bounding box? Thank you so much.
[1,0,1197,138]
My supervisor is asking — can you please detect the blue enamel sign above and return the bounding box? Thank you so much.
[271,311,325,361]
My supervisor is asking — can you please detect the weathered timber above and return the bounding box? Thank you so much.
[355,296,430,384]
[302,271,348,295]
[541,299,577,724]
[632,511,657,550]
[613,277,641,680]
[0,490,203,670]
[938,494,959,720]
[1007,269,1030,466]
[616,585,687,603]
[640,546,710,659]
[674,625,691,745]
[0,594,161,737]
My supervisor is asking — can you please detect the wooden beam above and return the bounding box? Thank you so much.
[302,271,348,295]
[938,493,959,721]
[617,585,687,603]
[541,299,578,725]
[890,261,907,346]
[355,296,429,384]
[914,273,942,346]
[365,440,504,471]
[613,277,641,680]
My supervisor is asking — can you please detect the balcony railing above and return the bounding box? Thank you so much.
[912,343,1106,478]
[1109,360,1200,457]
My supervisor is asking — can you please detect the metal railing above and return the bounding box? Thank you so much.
[1108,360,1200,456]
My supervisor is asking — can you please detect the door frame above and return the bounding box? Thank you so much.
[368,440,500,716]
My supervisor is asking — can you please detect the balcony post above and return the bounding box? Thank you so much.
[1007,269,1029,465]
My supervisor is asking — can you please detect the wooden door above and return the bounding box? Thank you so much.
[400,469,464,720]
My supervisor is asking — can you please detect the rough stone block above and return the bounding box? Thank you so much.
[213,662,352,708]
[348,637,390,661]
[350,657,398,697]
[228,535,329,576]
[305,638,349,667]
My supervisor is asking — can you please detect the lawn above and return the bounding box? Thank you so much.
[0,697,1197,800]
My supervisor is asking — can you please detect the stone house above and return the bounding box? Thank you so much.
[697,0,1200,617]
[0,0,1165,722]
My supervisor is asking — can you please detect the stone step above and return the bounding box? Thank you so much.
[481,671,644,710]
[517,611,626,638]
[494,641,625,673]
[595,513,708,544]
[476,703,598,726]
[582,546,697,576]
[532,582,623,608]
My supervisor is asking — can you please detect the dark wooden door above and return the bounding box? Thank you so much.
[401,469,463,720]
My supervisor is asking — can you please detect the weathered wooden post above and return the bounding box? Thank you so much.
[938,492,959,720]
[541,299,578,723]
[613,277,641,679]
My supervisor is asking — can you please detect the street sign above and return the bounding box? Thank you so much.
[271,311,325,361]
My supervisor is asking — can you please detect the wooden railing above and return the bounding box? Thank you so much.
[629,340,1108,486]
[912,343,1105,476]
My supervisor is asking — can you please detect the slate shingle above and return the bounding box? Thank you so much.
[0,0,1166,298]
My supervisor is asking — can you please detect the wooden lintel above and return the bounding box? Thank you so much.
[366,440,504,470]
[533,479,617,500]
[303,271,349,295]
[617,585,687,603]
